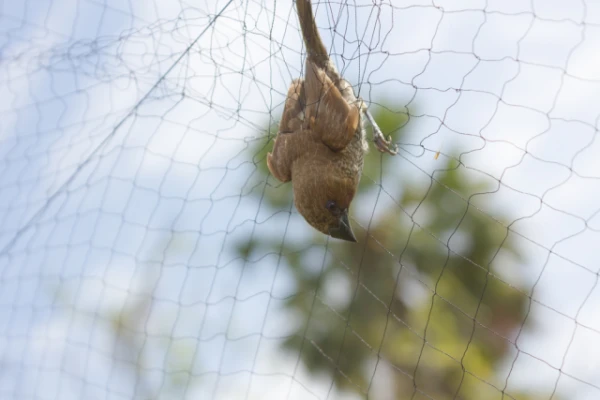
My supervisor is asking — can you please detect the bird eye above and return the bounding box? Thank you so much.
[326,200,341,216]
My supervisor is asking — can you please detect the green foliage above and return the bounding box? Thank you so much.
[235,103,551,400]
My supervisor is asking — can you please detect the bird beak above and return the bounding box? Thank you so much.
[329,211,357,242]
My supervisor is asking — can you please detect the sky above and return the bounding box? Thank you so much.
[0,0,599,399]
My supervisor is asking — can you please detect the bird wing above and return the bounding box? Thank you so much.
[304,60,359,152]
[267,80,307,183]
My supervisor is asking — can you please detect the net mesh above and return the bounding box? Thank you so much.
[1,0,599,399]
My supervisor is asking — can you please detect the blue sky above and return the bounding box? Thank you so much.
[1,0,600,399]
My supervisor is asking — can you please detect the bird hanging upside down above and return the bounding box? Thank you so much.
[267,0,397,242]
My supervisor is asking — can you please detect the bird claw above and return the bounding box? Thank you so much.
[373,131,398,155]
[364,108,398,155]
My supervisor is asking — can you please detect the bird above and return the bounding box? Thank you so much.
[267,0,397,242]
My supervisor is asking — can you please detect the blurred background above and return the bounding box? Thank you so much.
[1,0,599,399]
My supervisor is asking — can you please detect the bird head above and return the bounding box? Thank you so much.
[292,165,358,242]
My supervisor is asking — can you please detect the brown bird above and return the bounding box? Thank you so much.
[267,0,397,242]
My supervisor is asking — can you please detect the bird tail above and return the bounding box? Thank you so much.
[296,0,330,70]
